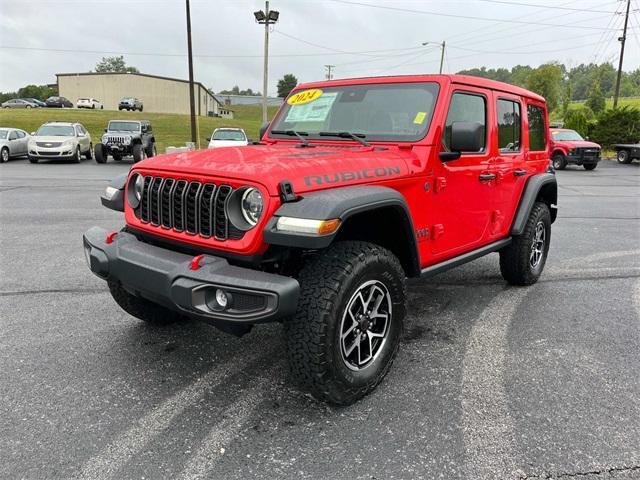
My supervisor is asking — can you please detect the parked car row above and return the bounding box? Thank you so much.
[1,96,142,110]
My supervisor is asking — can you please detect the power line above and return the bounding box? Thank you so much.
[326,0,622,30]
[473,0,617,13]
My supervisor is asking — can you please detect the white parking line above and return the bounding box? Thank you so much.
[177,376,271,480]
[461,287,528,479]
[75,352,252,480]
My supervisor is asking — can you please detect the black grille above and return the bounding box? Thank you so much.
[136,176,241,241]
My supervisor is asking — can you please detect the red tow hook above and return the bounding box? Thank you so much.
[190,254,206,271]
[105,231,119,244]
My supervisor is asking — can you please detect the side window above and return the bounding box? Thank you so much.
[443,92,486,152]
[8,131,17,140]
[527,104,547,151]
[497,99,521,152]
[75,126,83,136]
[16,131,25,138]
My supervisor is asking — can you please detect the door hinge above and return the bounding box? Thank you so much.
[434,177,447,193]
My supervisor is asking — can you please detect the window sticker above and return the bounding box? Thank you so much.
[413,111,427,124]
[285,92,338,123]
[287,89,323,105]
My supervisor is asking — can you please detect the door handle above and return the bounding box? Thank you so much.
[479,173,496,182]
[513,169,527,176]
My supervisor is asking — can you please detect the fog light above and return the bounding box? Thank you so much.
[205,288,233,312]
[216,289,228,308]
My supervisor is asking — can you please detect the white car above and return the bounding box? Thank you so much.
[207,128,248,148]
[0,128,30,162]
[28,122,93,164]
[77,98,103,109]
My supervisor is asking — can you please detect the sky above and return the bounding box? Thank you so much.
[1,0,639,95]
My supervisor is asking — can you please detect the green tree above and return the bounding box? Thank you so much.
[562,81,572,115]
[586,79,605,114]
[526,63,563,112]
[17,84,57,100]
[94,56,139,73]
[277,74,298,98]
[563,105,594,136]
[590,106,640,147]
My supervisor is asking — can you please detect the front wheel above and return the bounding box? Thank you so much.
[500,202,551,286]
[94,143,106,163]
[132,143,144,163]
[617,150,632,164]
[74,147,82,163]
[284,241,406,405]
[108,279,183,325]
[552,153,567,170]
[28,156,38,164]
[584,163,597,170]
[85,143,93,160]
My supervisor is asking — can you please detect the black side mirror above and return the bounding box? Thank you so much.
[104,128,107,133]
[259,122,270,140]
[206,137,211,141]
[440,121,484,161]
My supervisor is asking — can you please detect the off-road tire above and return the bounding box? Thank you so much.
[28,156,38,164]
[94,143,106,163]
[108,279,183,325]
[617,150,632,164]
[500,202,551,286]
[1,147,9,163]
[552,153,567,170]
[85,143,93,160]
[584,163,597,170]
[118,107,123,111]
[139,106,143,112]
[145,142,157,158]
[132,143,144,163]
[284,241,406,405]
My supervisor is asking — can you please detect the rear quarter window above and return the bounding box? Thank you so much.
[527,104,547,152]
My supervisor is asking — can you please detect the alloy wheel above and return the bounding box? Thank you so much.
[340,280,392,371]
[530,221,545,269]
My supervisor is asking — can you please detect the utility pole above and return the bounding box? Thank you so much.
[613,0,631,109]
[185,0,197,145]
[325,65,335,80]
[422,41,446,74]
[254,2,280,124]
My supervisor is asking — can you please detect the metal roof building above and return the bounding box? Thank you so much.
[56,72,233,118]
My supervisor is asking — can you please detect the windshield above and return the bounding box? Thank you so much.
[552,130,584,141]
[213,130,246,141]
[36,125,74,136]
[269,82,439,142]
[108,121,140,132]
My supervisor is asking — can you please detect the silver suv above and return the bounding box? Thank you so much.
[28,122,93,163]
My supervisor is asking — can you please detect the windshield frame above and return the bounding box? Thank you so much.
[108,121,141,133]
[268,81,440,143]
[35,125,75,137]
[551,129,584,141]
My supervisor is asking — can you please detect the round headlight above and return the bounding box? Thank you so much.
[240,188,263,226]
[127,174,145,209]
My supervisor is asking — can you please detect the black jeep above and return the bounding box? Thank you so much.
[95,120,157,163]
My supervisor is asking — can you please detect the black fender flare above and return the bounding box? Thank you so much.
[511,173,557,236]
[263,185,421,276]
[100,173,127,212]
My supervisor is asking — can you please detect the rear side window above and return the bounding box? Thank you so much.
[497,99,521,152]
[443,92,486,152]
[527,104,547,151]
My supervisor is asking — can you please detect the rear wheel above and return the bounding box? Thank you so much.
[1,147,9,163]
[145,142,157,158]
[617,149,632,164]
[284,241,406,405]
[500,202,551,286]
[584,163,597,170]
[94,143,106,163]
[139,105,143,112]
[132,143,144,163]
[552,153,567,170]
[85,143,93,160]
[108,279,183,325]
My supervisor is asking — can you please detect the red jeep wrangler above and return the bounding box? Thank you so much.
[550,128,601,171]
[84,75,557,405]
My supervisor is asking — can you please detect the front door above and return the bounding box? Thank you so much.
[430,88,495,258]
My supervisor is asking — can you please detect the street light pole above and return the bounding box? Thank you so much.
[325,64,335,80]
[422,41,446,74]
[254,2,279,124]
[613,0,631,109]
[185,0,197,145]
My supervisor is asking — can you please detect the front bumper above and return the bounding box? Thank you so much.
[83,226,300,325]
[29,148,76,158]
[566,152,600,165]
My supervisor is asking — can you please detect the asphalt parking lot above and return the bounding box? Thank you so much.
[1,157,639,480]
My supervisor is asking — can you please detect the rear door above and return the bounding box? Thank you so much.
[489,94,527,239]
[430,87,495,257]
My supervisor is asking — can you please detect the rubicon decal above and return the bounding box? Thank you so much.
[304,166,402,186]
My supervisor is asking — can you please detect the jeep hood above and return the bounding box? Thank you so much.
[135,144,414,196]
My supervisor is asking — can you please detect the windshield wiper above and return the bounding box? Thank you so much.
[270,130,312,147]
[319,131,370,147]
